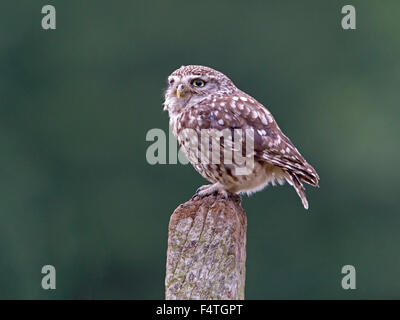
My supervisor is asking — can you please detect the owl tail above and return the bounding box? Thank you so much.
[285,172,309,210]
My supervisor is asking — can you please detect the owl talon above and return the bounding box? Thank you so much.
[191,185,210,199]
[192,183,229,199]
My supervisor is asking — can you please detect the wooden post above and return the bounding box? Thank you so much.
[165,193,247,300]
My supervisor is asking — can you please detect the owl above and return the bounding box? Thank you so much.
[163,65,319,209]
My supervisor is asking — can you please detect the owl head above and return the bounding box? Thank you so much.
[163,65,236,113]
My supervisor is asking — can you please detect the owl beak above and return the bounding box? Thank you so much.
[176,84,185,99]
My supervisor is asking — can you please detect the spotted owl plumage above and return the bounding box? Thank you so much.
[163,65,319,209]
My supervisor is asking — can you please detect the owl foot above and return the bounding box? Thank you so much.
[192,183,229,199]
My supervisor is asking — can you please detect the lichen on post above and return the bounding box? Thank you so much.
[165,193,247,300]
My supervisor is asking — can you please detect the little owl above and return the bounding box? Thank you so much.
[163,65,319,209]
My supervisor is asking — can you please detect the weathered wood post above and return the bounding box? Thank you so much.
[165,193,247,300]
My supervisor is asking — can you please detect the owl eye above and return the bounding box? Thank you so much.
[168,78,175,85]
[191,79,206,87]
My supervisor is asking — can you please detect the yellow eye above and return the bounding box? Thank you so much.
[191,79,206,87]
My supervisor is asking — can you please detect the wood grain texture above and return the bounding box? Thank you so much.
[165,193,247,300]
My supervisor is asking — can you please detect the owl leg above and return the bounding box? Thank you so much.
[192,182,229,199]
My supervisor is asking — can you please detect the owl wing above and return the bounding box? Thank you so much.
[225,93,320,209]
[199,94,319,185]
[179,94,319,186]
[235,94,318,183]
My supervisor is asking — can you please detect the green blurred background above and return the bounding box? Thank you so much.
[1,0,399,299]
